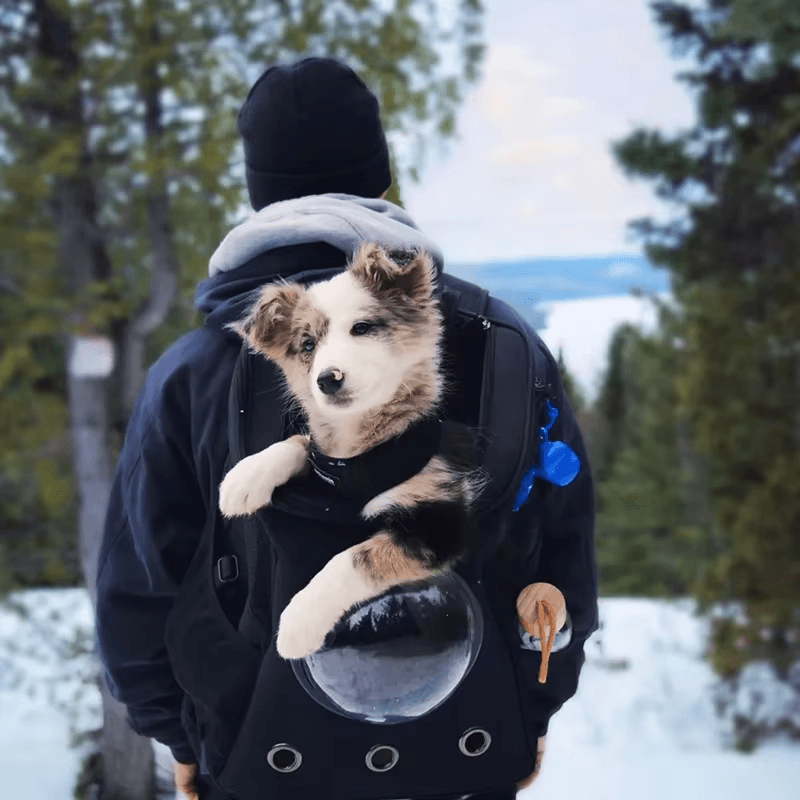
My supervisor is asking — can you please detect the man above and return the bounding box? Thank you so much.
[95,57,598,800]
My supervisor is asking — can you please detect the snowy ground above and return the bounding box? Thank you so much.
[1,590,797,799]
[526,599,800,799]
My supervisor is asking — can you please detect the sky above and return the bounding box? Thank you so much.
[403,0,698,262]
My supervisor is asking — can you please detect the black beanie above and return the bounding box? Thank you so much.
[237,58,392,211]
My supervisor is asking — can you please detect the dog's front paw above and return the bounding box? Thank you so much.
[219,436,310,517]
[276,587,336,659]
[275,549,377,659]
[219,453,278,517]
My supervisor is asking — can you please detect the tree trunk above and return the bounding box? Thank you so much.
[121,188,180,418]
[101,682,156,800]
[122,0,180,419]
[67,337,115,607]
[35,2,157,798]
[68,338,157,800]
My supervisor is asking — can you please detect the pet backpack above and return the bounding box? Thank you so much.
[164,273,567,800]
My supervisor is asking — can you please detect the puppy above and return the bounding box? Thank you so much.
[219,244,483,659]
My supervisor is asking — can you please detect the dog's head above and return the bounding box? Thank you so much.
[231,244,442,422]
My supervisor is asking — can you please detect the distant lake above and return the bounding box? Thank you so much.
[446,254,669,329]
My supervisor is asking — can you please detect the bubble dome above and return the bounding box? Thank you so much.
[291,571,484,724]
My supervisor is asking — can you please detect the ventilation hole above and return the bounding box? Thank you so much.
[365,745,399,773]
[458,727,491,757]
[267,744,302,773]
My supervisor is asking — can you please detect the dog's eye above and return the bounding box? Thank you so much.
[302,337,316,352]
[350,322,372,336]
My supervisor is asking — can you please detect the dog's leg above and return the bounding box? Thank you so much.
[276,531,433,659]
[219,434,310,517]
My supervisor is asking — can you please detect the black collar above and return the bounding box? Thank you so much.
[308,416,443,505]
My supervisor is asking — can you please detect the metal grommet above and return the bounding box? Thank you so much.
[365,745,399,773]
[458,728,491,757]
[267,744,302,773]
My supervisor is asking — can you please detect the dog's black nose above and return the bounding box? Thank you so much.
[317,368,344,395]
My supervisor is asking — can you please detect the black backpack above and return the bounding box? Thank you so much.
[165,273,561,800]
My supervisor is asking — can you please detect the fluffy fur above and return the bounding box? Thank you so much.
[219,243,483,659]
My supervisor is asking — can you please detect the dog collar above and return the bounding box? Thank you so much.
[308,416,443,504]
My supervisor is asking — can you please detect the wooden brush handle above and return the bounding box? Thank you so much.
[516,583,567,684]
[517,583,567,633]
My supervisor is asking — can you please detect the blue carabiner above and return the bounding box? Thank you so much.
[512,399,581,512]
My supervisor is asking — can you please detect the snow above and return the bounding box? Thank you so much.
[0,590,100,799]
[1,590,798,800]
[536,294,664,402]
[732,662,800,733]
[525,599,800,799]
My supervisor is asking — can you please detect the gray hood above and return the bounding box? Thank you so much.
[209,193,444,277]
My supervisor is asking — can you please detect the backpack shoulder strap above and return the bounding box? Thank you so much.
[228,342,289,462]
[440,274,490,321]
[213,343,288,611]
[440,274,550,515]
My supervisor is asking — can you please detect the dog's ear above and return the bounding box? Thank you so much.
[350,244,437,303]
[228,282,304,357]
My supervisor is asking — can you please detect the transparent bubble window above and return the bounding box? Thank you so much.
[291,571,484,724]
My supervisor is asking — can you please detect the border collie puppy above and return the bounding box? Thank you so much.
[219,244,484,659]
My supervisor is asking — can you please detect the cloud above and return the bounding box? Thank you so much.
[402,0,696,262]
[474,44,557,125]
[489,135,580,169]
[475,43,587,153]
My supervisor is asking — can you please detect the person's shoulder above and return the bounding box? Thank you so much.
[151,325,238,375]
[440,272,558,386]
[138,325,242,424]
[483,292,558,376]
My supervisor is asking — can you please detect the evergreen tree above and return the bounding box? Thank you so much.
[593,305,715,596]
[591,323,642,483]
[556,346,586,416]
[613,0,800,684]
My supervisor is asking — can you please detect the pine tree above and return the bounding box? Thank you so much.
[613,0,800,685]
[556,347,586,416]
[593,305,715,596]
[591,323,642,484]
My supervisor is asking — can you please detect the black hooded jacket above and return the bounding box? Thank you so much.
[95,233,598,769]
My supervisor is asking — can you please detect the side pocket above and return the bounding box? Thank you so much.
[512,633,586,740]
[165,510,261,779]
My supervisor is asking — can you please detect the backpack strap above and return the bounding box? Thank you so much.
[213,343,288,613]
[440,275,548,515]
[228,342,290,462]
[477,315,536,512]
[440,274,490,321]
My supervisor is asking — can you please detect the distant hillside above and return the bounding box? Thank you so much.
[447,254,669,329]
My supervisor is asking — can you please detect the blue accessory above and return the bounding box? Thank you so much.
[512,400,581,512]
